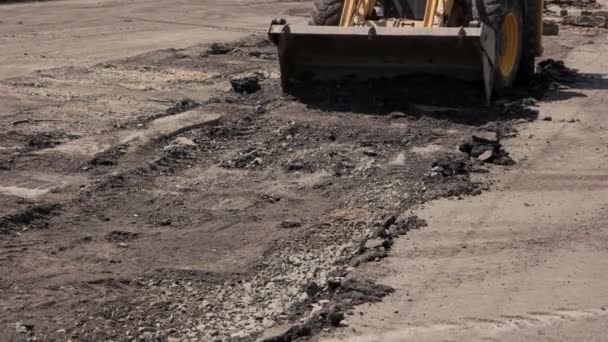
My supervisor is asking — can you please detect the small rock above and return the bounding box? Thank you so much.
[477,150,494,162]
[327,277,343,290]
[394,215,427,235]
[350,248,387,267]
[543,20,559,36]
[15,323,27,334]
[280,219,302,228]
[388,224,399,237]
[328,310,345,326]
[372,225,389,239]
[262,317,275,327]
[305,281,321,297]
[104,229,132,243]
[543,116,553,121]
[364,238,385,250]
[459,136,514,166]
[380,215,396,229]
[309,303,324,316]
[207,42,234,55]
[15,322,34,334]
[171,137,197,147]
[472,131,498,144]
[284,160,305,172]
[231,330,247,338]
[362,149,378,157]
[230,73,262,94]
[154,218,171,227]
[166,98,199,115]
[117,242,128,248]
[323,132,337,141]
[371,226,388,239]
[254,105,265,114]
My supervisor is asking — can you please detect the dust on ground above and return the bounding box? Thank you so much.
[0,10,594,342]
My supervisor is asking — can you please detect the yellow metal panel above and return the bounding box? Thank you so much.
[354,0,377,25]
[340,0,377,26]
[340,0,358,26]
[422,0,452,27]
[423,0,439,27]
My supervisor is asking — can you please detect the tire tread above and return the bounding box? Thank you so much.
[311,0,342,25]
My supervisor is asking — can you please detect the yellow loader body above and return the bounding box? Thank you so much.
[268,0,544,103]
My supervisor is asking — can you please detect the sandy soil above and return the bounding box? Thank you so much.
[1,1,607,342]
[0,0,309,79]
[319,15,608,342]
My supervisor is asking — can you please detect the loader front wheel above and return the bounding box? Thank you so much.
[478,0,524,94]
[311,0,343,25]
[497,11,521,81]
[494,4,523,93]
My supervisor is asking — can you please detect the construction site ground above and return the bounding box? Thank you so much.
[1,1,607,341]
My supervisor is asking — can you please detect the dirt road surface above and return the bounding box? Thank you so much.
[0,0,308,79]
[320,18,608,342]
[1,1,607,342]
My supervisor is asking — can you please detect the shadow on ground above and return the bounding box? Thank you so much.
[286,67,604,126]
[286,75,540,126]
[572,73,608,90]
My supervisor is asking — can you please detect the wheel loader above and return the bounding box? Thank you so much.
[268,0,543,103]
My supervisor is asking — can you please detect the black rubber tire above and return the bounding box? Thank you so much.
[517,0,539,82]
[475,0,506,31]
[311,0,342,25]
[476,0,524,94]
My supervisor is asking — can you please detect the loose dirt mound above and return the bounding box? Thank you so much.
[0,203,60,234]
[459,134,516,166]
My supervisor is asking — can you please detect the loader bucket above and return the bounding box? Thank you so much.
[268,22,497,104]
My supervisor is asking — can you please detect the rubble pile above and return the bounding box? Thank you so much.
[459,133,516,166]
